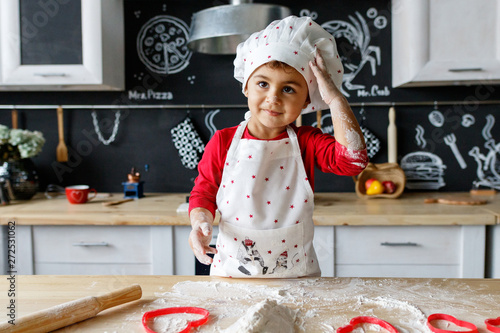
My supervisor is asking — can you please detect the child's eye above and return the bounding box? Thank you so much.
[258,81,268,88]
[283,86,295,94]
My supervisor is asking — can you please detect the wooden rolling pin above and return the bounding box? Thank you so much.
[0,284,142,333]
[387,106,397,163]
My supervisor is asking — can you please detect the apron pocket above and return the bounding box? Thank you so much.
[214,222,307,278]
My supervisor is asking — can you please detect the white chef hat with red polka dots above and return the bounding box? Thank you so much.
[234,15,343,114]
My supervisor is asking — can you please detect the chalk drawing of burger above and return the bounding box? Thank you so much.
[400,152,447,190]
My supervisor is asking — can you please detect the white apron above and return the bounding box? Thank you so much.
[211,119,320,278]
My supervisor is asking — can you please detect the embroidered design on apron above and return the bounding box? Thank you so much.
[211,119,320,278]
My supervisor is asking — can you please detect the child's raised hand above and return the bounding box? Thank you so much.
[189,208,217,265]
[309,51,343,106]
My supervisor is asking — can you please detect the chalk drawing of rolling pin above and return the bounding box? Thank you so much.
[444,133,467,169]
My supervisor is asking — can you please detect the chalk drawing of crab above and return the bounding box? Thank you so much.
[468,114,500,190]
[322,11,381,97]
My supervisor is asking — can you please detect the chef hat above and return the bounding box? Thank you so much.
[234,15,343,114]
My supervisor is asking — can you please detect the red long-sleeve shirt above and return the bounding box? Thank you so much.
[189,124,368,217]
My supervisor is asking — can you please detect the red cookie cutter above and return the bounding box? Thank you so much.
[337,316,398,333]
[426,313,478,333]
[142,307,210,333]
[486,317,500,333]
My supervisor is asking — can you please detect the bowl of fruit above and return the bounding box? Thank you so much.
[354,162,406,199]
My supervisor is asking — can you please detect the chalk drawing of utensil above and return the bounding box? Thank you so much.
[444,133,467,169]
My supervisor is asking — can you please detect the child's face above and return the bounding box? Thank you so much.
[244,63,309,138]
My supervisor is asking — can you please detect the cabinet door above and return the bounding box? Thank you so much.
[392,0,500,87]
[0,0,124,90]
[334,225,485,278]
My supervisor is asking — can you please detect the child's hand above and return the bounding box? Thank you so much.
[309,51,343,105]
[189,208,217,265]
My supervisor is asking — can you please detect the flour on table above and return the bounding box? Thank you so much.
[126,278,498,333]
[222,299,303,333]
[144,313,205,333]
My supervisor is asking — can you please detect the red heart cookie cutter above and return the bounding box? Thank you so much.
[142,307,209,333]
[337,316,398,333]
[427,313,478,333]
[486,317,500,333]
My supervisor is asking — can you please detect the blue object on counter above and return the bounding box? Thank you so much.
[122,181,145,199]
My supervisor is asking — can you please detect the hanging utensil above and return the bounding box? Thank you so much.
[359,105,381,159]
[387,106,397,163]
[11,109,18,129]
[56,106,68,162]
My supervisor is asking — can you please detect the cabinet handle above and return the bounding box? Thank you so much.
[34,73,67,77]
[380,242,418,247]
[72,242,109,247]
[448,68,482,72]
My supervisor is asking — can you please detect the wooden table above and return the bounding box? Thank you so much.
[0,192,498,226]
[0,275,498,332]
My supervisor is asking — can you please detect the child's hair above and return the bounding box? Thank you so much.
[266,60,293,72]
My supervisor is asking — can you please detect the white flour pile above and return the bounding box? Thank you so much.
[118,278,498,332]
[222,299,303,333]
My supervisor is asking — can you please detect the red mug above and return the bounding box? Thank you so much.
[65,185,97,204]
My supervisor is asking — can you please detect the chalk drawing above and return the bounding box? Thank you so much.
[321,10,386,97]
[137,15,192,75]
[415,125,427,149]
[401,151,446,190]
[461,114,475,128]
[468,114,500,189]
[428,110,445,127]
[187,75,196,84]
[299,9,318,20]
[444,133,467,169]
[205,109,221,139]
[366,8,378,19]
[311,113,334,135]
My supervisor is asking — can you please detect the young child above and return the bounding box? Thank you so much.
[188,16,368,278]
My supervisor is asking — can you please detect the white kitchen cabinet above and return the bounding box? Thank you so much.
[0,0,124,91]
[9,224,487,278]
[174,225,486,278]
[487,225,500,278]
[392,0,500,87]
[333,225,485,278]
[15,225,173,275]
[313,226,335,277]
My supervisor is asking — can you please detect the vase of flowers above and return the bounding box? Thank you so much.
[0,124,45,200]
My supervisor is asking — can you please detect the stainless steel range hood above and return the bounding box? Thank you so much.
[187,0,291,55]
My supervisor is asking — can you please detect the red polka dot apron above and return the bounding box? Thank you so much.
[211,119,320,278]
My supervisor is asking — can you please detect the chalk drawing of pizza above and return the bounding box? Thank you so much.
[137,15,192,75]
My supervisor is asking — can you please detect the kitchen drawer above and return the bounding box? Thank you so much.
[33,226,151,264]
[335,264,460,278]
[335,226,461,265]
[34,263,152,275]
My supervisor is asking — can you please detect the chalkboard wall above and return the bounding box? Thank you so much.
[0,0,499,194]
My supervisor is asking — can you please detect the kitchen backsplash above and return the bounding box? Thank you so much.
[0,0,499,193]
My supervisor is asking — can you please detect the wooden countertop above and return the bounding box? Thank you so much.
[0,192,498,226]
[0,275,498,332]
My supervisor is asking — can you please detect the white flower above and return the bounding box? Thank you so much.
[0,125,9,144]
[0,124,45,160]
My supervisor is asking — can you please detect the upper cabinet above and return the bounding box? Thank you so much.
[0,0,124,91]
[392,0,500,87]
